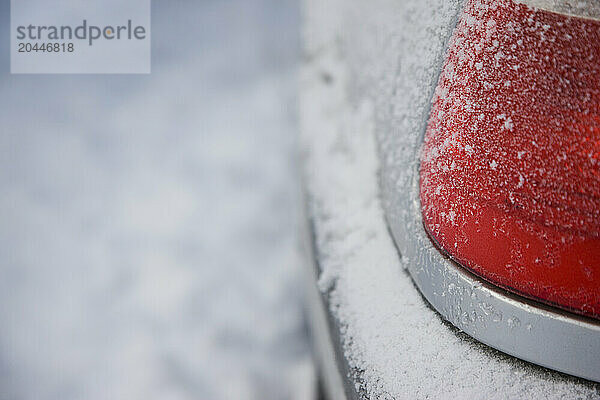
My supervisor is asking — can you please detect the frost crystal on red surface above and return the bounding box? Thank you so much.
[421,0,600,318]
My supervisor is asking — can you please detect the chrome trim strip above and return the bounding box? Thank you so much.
[515,0,600,19]
[301,198,355,400]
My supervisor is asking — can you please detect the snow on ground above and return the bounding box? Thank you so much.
[0,1,314,399]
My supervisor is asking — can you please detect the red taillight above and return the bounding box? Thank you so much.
[420,0,600,318]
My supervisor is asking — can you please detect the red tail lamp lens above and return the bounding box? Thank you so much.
[420,0,600,319]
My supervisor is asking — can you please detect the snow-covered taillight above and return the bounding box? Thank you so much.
[420,0,600,318]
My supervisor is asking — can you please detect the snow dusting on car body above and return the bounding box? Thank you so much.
[302,0,600,397]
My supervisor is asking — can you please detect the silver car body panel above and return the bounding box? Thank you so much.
[363,0,600,384]
[517,0,600,19]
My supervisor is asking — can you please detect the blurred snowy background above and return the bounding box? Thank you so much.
[0,0,315,399]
